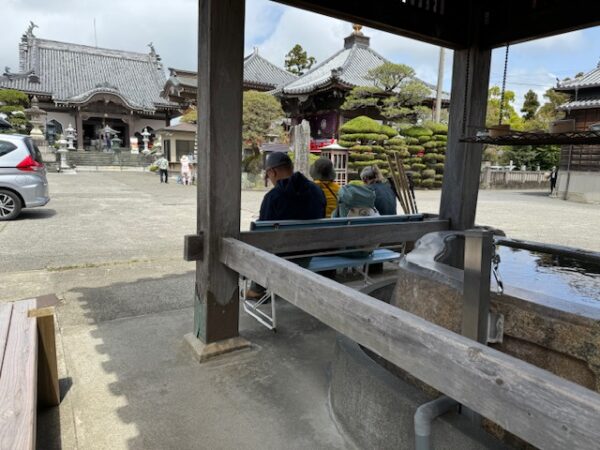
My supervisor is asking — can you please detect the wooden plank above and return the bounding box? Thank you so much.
[0,303,13,372]
[194,0,245,343]
[221,238,600,450]
[36,312,60,407]
[0,300,38,450]
[439,46,491,230]
[239,219,449,254]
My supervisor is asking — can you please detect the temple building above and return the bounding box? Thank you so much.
[161,48,298,106]
[273,26,449,149]
[554,64,600,202]
[0,24,178,150]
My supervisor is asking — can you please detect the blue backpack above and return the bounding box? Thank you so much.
[332,184,379,218]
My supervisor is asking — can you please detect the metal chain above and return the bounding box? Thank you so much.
[498,43,510,126]
[491,244,504,294]
[462,47,471,136]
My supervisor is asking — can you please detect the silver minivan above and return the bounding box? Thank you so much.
[0,134,50,220]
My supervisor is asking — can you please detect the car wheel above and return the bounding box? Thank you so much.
[0,189,22,221]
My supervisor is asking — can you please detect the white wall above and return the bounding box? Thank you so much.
[45,111,76,132]
[557,171,600,204]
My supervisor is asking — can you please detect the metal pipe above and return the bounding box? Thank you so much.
[414,396,458,450]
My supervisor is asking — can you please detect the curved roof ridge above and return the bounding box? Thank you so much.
[557,65,600,90]
[34,38,154,62]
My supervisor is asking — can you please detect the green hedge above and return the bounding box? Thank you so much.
[403,126,434,137]
[349,152,376,161]
[424,122,448,135]
[434,163,445,172]
[341,133,388,142]
[435,174,443,181]
[381,125,398,138]
[422,169,436,178]
[433,134,448,141]
[340,116,383,134]
[422,153,444,162]
[422,141,437,149]
[338,140,356,148]
[411,163,427,171]
[407,145,425,155]
[387,138,405,146]
[418,135,433,143]
[350,145,374,152]
[433,180,443,188]
[421,178,435,188]
[405,137,420,145]
[350,159,386,168]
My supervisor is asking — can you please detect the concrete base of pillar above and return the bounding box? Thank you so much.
[184,333,252,363]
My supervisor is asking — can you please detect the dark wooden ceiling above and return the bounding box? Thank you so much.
[272,0,600,49]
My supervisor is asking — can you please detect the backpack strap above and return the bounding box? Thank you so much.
[323,182,338,200]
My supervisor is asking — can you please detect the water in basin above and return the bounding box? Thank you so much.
[496,246,600,305]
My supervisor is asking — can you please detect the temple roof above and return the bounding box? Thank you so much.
[243,48,298,90]
[0,32,176,113]
[163,48,296,97]
[273,31,448,101]
[556,64,600,91]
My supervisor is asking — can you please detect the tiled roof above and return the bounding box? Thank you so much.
[557,64,600,90]
[0,36,176,112]
[274,33,449,101]
[243,49,297,90]
[557,98,600,111]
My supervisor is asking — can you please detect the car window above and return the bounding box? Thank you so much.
[0,140,18,158]
[25,138,43,163]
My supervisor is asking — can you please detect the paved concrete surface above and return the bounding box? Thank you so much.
[1,172,598,449]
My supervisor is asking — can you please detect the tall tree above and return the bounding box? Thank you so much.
[521,89,540,120]
[0,89,30,134]
[486,86,524,130]
[341,62,430,124]
[242,90,284,151]
[284,44,316,76]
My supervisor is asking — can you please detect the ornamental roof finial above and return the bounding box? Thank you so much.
[352,24,363,35]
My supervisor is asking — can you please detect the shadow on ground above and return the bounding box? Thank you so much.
[17,208,57,220]
[38,270,346,450]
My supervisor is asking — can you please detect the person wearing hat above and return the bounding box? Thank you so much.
[310,157,340,217]
[361,165,397,215]
[245,152,326,300]
[259,152,326,221]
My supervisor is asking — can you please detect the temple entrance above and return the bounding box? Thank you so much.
[82,117,129,150]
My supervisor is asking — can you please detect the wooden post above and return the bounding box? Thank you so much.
[188,0,249,356]
[439,47,491,230]
[75,110,83,150]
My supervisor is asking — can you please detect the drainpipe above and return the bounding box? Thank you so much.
[414,396,459,450]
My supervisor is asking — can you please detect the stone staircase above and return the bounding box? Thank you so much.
[67,151,152,169]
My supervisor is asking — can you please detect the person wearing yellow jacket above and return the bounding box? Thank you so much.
[310,157,340,217]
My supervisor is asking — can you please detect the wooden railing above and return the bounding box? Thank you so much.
[221,238,600,450]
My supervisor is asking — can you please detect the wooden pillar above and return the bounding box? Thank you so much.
[192,0,246,347]
[439,47,491,230]
[75,109,83,150]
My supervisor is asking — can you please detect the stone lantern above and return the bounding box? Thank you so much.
[56,134,75,173]
[25,96,47,146]
[65,123,76,150]
[141,127,151,155]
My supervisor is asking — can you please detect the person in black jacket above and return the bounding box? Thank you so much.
[246,153,326,299]
[259,152,326,220]
[361,166,397,215]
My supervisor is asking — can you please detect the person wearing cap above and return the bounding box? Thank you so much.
[310,157,340,218]
[259,152,326,221]
[361,165,397,215]
[245,152,326,300]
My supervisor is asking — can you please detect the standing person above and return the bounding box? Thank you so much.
[155,154,169,184]
[310,157,340,217]
[361,166,397,215]
[549,166,558,197]
[180,155,191,185]
[245,153,326,299]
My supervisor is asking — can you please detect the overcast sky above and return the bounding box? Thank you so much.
[3,0,600,110]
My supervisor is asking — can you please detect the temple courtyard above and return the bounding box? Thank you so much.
[2,171,599,449]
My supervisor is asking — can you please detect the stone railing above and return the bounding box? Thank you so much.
[480,167,549,189]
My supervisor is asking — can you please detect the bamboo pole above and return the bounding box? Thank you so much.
[394,152,416,214]
[386,154,409,214]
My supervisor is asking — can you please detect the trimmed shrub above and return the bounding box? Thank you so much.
[423,153,444,162]
[408,145,425,155]
[424,122,448,135]
[338,140,357,148]
[381,125,398,138]
[422,169,436,178]
[422,141,437,149]
[403,126,434,137]
[412,178,421,187]
[407,171,421,179]
[434,163,445,172]
[350,152,376,161]
[411,163,427,171]
[370,145,386,154]
[435,174,443,181]
[386,138,405,146]
[404,137,420,145]
[340,115,383,134]
[421,178,435,188]
[341,133,388,142]
[351,159,386,168]
[350,145,374,153]
[418,135,433,143]
[433,180,443,188]
[434,134,448,142]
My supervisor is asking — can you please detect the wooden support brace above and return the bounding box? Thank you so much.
[183,233,204,261]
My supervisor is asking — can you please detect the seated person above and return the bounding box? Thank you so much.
[361,166,397,215]
[246,153,326,299]
[332,182,378,217]
[310,157,340,218]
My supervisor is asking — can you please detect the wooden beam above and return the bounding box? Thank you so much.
[439,46,491,230]
[0,300,37,450]
[239,219,449,254]
[271,0,468,49]
[194,0,246,343]
[221,238,600,450]
[482,0,600,49]
[35,310,60,407]
[0,303,12,372]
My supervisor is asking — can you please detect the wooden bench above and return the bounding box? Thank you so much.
[242,214,424,330]
[0,295,60,450]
